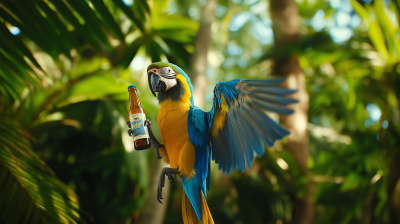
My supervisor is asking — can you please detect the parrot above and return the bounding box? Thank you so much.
[141,62,298,224]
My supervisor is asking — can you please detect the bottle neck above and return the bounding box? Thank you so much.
[128,87,141,108]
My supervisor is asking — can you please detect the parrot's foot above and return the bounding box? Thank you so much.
[145,119,163,159]
[157,167,180,204]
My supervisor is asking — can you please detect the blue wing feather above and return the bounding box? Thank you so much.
[185,78,297,219]
[244,78,287,86]
[233,107,255,168]
[206,78,297,173]
[188,106,209,148]
[251,87,297,95]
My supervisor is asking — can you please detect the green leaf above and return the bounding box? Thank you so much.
[351,0,390,61]
[152,15,198,31]
[148,40,163,62]
[114,0,145,33]
[340,172,362,192]
[0,2,59,58]
[0,119,84,223]
[35,0,77,53]
[57,72,128,107]
[0,22,42,71]
[47,0,102,51]
[120,37,144,69]
[19,0,72,57]
[90,0,125,41]
[374,0,400,60]
[66,0,113,51]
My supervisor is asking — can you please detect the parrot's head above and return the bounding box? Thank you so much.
[147,62,194,104]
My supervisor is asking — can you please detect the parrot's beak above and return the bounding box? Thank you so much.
[148,72,166,97]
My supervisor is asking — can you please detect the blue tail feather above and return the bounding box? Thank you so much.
[181,146,210,221]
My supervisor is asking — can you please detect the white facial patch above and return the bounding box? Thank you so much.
[159,67,177,91]
[160,76,177,91]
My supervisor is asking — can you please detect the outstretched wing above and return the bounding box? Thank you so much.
[207,78,298,174]
[185,78,296,219]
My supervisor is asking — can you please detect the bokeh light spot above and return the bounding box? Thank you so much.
[310,10,326,32]
[245,0,258,5]
[366,103,381,122]
[229,12,252,32]
[350,14,361,28]
[330,0,341,9]
[122,0,133,6]
[215,4,227,18]
[329,27,353,43]
[336,11,351,27]
[188,7,199,19]
[227,42,243,56]
[382,120,388,129]
[10,26,20,35]
[250,1,267,14]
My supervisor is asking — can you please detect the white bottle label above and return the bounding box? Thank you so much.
[129,113,149,141]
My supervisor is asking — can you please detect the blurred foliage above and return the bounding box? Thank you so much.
[1,0,400,223]
[0,118,83,223]
[0,0,195,223]
[164,0,400,224]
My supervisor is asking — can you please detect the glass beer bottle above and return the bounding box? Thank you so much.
[128,85,151,150]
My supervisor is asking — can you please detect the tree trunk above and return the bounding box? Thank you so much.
[388,152,400,224]
[269,0,314,223]
[190,0,218,109]
[134,155,171,224]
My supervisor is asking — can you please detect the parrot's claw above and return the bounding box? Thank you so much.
[168,178,173,184]
[126,121,133,137]
[145,119,164,160]
[157,167,180,204]
[167,173,174,183]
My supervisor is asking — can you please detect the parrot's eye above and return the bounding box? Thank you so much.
[168,69,171,73]
[153,69,156,72]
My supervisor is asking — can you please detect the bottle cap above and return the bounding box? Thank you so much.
[127,85,136,90]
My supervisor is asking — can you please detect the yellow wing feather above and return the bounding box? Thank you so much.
[211,96,229,137]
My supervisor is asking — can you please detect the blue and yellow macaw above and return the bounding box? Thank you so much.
[143,62,297,224]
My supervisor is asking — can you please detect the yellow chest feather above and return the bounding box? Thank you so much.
[157,99,196,176]
[158,99,190,149]
[156,74,196,176]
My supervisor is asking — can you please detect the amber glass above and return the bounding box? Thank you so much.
[128,86,151,150]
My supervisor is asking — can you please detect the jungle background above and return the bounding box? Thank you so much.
[1,0,399,223]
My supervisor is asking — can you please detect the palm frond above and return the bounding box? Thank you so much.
[0,0,195,103]
[0,118,84,224]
